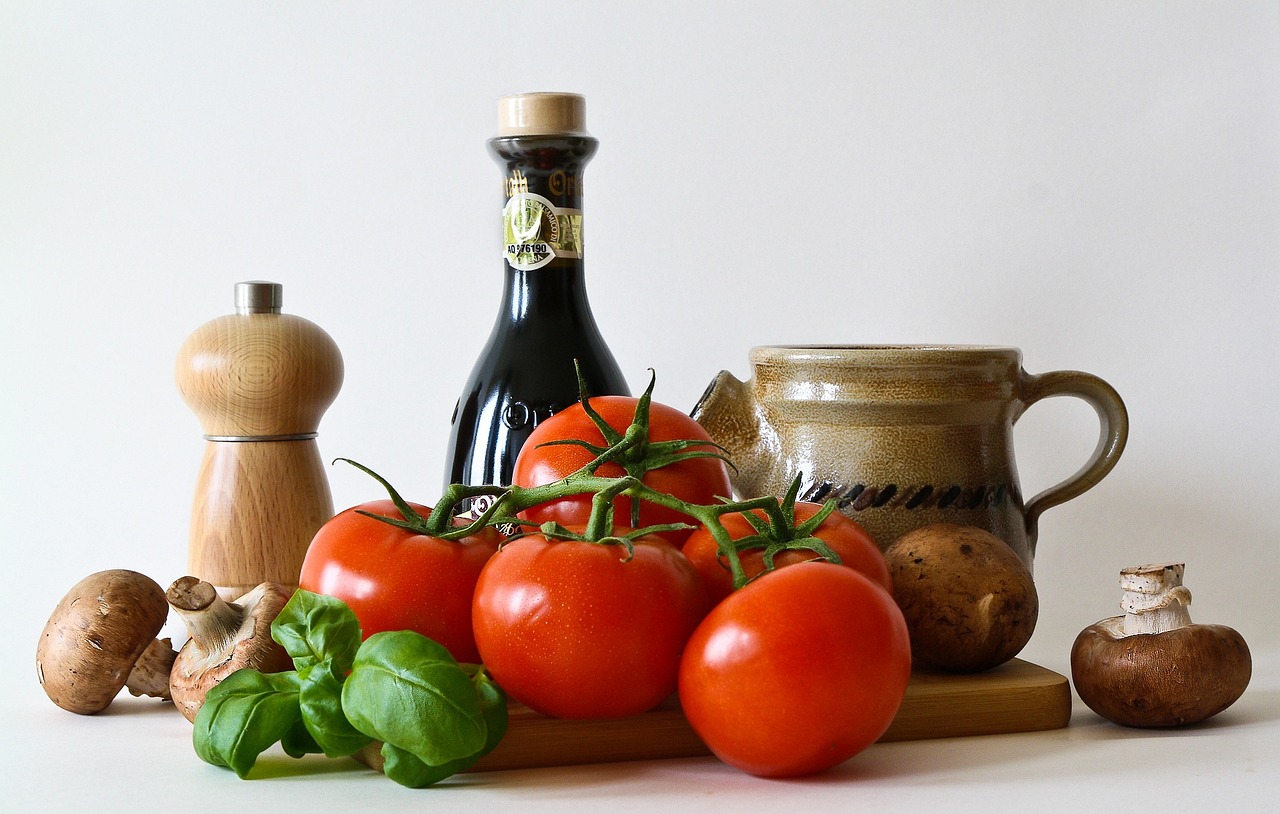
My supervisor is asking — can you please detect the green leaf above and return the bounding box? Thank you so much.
[298,661,373,758]
[271,589,362,675]
[378,668,510,788]
[380,743,454,788]
[190,596,503,788]
[281,717,323,758]
[341,631,488,768]
[471,669,509,757]
[193,669,304,778]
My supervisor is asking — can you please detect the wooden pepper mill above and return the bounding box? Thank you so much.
[176,281,343,597]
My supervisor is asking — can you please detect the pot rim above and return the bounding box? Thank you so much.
[750,344,1023,364]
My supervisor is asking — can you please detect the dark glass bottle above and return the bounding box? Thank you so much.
[444,93,628,502]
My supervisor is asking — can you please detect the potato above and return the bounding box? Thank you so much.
[884,523,1038,673]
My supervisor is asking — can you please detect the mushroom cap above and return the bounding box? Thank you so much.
[883,523,1038,673]
[36,569,170,714]
[1071,617,1252,727]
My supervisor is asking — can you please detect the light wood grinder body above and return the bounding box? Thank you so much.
[176,281,343,596]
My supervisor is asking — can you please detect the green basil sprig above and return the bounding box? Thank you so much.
[193,590,506,788]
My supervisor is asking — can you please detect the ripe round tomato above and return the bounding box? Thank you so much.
[471,532,708,719]
[511,396,732,545]
[298,499,501,664]
[682,501,891,605]
[678,562,911,778]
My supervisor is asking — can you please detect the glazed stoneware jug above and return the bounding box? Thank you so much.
[692,345,1128,570]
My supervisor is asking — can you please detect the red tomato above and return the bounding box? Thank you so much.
[298,499,501,664]
[682,501,891,605]
[471,532,708,719]
[678,562,911,778]
[511,396,732,545]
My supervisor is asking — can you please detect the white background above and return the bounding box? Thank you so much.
[2,2,1277,811]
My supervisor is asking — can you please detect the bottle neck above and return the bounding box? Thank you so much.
[489,135,598,210]
[491,134,597,280]
[499,264,592,323]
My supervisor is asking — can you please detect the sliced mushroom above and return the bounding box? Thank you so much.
[1071,562,1251,727]
[37,569,178,714]
[166,576,294,722]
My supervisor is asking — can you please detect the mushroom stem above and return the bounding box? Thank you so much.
[1120,562,1193,636]
[125,638,177,699]
[166,577,245,666]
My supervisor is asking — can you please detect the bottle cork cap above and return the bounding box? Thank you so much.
[497,93,588,137]
[235,280,283,315]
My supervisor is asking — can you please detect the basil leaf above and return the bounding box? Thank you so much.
[298,659,372,758]
[377,669,510,788]
[193,669,303,778]
[472,669,509,758]
[271,589,362,674]
[380,743,455,788]
[342,631,487,767]
[281,716,323,758]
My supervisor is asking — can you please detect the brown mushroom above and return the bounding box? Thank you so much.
[37,569,178,714]
[166,576,294,722]
[1071,562,1251,728]
[883,523,1038,673]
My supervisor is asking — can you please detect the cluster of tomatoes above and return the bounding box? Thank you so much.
[297,389,912,779]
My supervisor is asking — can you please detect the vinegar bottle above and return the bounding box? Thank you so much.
[444,93,629,503]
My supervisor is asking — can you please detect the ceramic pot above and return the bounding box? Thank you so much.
[692,345,1127,570]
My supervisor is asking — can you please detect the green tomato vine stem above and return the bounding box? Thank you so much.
[341,450,803,592]
[338,371,842,593]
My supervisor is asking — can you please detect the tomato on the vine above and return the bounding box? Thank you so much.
[678,562,911,778]
[511,394,732,546]
[298,499,501,664]
[682,501,891,605]
[471,531,708,719]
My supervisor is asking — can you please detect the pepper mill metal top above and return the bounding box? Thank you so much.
[234,280,283,315]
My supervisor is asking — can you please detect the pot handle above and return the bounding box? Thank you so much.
[1017,369,1128,540]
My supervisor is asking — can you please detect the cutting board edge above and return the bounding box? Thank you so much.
[353,658,1072,775]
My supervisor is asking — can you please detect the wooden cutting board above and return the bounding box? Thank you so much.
[355,658,1071,773]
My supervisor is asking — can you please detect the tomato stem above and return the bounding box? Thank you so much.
[339,373,849,594]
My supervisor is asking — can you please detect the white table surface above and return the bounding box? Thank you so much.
[4,2,1278,811]
[5,645,1275,813]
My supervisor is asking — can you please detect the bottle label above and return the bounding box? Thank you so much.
[502,192,583,271]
